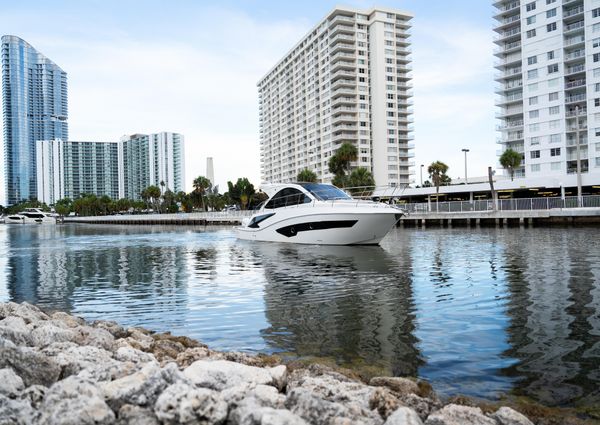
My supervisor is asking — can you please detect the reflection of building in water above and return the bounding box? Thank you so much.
[6,226,190,329]
[502,229,600,406]
[257,243,421,376]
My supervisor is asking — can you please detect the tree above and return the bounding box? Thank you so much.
[428,161,449,195]
[499,148,522,181]
[54,198,72,217]
[193,176,212,211]
[297,169,317,183]
[145,185,161,212]
[227,178,255,210]
[348,167,375,196]
[328,142,358,188]
[160,180,166,193]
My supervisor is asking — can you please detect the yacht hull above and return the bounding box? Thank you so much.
[5,216,56,224]
[236,210,399,245]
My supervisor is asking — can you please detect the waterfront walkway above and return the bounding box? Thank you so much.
[64,211,252,225]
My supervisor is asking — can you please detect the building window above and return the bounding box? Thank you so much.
[547,63,559,74]
[547,51,555,60]
[551,162,561,171]
[546,8,557,18]
[531,150,541,159]
[595,53,600,63]
[527,15,536,25]
[526,2,536,12]
[527,56,537,65]
[550,134,561,143]
[530,137,540,145]
[550,148,561,156]
[529,110,539,118]
[547,22,557,32]
[548,78,559,87]
[596,98,600,107]
[596,127,600,137]
[531,164,541,172]
[528,82,539,92]
[593,8,600,18]
[549,106,560,115]
[528,69,538,79]
[595,23,600,33]
[596,157,600,167]
[527,29,536,38]
[549,120,560,129]
[546,0,556,3]
[529,96,538,105]
[530,123,540,132]
[549,92,559,101]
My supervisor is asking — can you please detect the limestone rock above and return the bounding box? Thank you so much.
[36,376,115,425]
[269,365,287,391]
[30,323,78,348]
[384,407,423,425]
[41,343,115,378]
[73,325,114,351]
[102,362,167,410]
[50,312,85,328]
[425,405,497,425]
[153,382,228,424]
[19,385,46,409]
[491,407,534,425]
[0,368,25,398]
[0,302,49,323]
[183,359,280,391]
[116,404,160,425]
[369,387,401,419]
[0,317,32,346]
[175,346,212,368]
[0,345,61,387]
[370,377,420,396]
[221,383,286,409]
[92,320,127,339]
[229,397,308,425]
[114,346,157,364]
[0,393,34,425]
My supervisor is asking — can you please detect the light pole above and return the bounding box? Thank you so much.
[462,148,470,184]
[420,164,424,187]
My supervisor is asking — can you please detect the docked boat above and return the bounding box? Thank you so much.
[5,208,57,224]
[235,183,404,245]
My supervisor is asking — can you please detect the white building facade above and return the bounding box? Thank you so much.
[494,0,600,182]
[258,7,414,187]
[36,132,185,204]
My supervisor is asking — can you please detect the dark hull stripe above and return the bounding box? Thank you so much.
[276,220,358,238]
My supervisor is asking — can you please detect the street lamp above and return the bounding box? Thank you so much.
[462,148,470,184]
[420,164,424,187]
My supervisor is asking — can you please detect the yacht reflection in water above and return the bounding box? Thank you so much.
[250,242,422,377]
[4,225,190,329]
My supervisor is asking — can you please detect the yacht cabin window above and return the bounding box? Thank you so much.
[265,188,312,209]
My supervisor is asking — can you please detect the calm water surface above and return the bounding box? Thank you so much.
[0,224,599,407]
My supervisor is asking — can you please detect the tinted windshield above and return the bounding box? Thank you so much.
[299,183,351,201]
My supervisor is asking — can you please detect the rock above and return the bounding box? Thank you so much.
[0,317,32,346]
[285,387,382,425]
[491,407,534,425]
[183,359,281,391]
[78,359,141,383]
[50,312,85,328]
[36,376,115,425]
[92,320,127,339]
[30,323,78,347]
[73,325,114,351]
[425,405,497,425]
[102,362,167,410]
[0,368,25,398]
[221,383,286,409]
[0,393,34,425]
[384,407,423,425]
[150,338,185,362]
[370,377,420,397]
[175,347,212,368]
[19,385,46,409]
[153,382,228,425]
[369,387,401,419]
[269,365,288,391]
[125,328,154,351]
[41,343,118,379]
[0,302,49,323]
[114,346,157,364]
[229,397,308,425]
[116,404,160,425]
[397,393,437,421]
[0,345,61,387]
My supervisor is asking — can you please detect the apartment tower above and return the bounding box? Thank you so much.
[258,7,414,187]
[494,0,600,180]
[2,35,68,205]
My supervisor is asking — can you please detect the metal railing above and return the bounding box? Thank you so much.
[400,195,600,214]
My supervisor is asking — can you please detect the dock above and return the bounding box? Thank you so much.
[64,211,252,226]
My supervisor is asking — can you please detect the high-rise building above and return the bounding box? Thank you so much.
[120,132,185,200]
[37,132,185,205]
[206,157,215,187]
[258,7,414,187]
[494,0,600,180]
[2,35,68,205]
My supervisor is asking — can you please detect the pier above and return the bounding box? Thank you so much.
[64,211,252,225]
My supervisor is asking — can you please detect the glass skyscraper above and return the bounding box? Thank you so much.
[2,35,68,205]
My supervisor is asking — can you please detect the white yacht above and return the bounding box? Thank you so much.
[5,208,57,224]
[235,183,404,245]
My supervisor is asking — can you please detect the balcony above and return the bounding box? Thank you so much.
[330,15,355,25]
[331,79,356,89]
[564,20,584,33]
[496,93,523,105]
[497,120,524,130]
[563,5,584,19]
[564,34,585,47]
[330,59,356,72]
[494,40,522,56]
[565,63,585,75]
[495,14,521,29]
[329,23,355,36]
[330,69,356,80]
[565,93,586,104]
[494,27,521,44]
[331,114,356,124]
[496,106,524,117]
[564,48,585,62]
[494,1,520,17]
[330,41,355,54]
[565,79,586,89]
[565,107,587,117]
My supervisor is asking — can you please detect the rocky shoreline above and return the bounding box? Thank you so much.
[0,302,591,425]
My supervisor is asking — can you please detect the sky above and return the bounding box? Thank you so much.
[0,0,497,194]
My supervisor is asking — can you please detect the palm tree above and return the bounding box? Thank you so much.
[328,142,358,187]
[297,169,317,183]
[160,180,166,194]
[348,167,375,196]
[428,161,449,195]
[193,176,212,211]
[146,185,162,212]
[499,149,522,181]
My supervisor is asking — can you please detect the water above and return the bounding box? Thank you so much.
[0,224,599,407]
